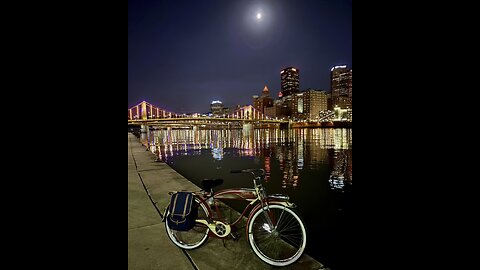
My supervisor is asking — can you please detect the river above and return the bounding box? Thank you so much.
[140,127,352,269]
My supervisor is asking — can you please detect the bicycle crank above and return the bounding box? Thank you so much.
[197,220,231,237]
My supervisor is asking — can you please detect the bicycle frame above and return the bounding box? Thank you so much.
[194,185,294,238]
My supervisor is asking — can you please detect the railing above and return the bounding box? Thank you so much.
[128,117,288,124]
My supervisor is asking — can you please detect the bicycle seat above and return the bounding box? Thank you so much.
[201,179,224,191]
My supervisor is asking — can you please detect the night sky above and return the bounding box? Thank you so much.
[128,0,351,114]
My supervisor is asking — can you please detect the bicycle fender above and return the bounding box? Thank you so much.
[162,205,168,222]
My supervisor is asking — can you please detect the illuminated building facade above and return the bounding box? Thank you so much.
[210,100,228,117]
[252,85,274,114]
[292,93,305,120]
[280,67,300,97]
[281,95,294,118]
[305,89,328,119]
[292,89,329,120]
[331,65,352,109]
[264,99,282,118]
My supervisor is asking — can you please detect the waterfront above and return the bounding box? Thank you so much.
[141,127,352,270]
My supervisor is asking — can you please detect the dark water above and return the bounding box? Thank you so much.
[141,127,352,270]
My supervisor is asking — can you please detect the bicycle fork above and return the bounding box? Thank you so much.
[260,202,291,232]
[259,201,277,232]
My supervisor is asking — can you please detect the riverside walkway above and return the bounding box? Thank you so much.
[128,133,329,270]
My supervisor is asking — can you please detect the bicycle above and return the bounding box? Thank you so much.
[162,168,307,267]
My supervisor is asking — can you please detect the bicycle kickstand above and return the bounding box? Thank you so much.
[229,231,240,241]
[222,238,227,248]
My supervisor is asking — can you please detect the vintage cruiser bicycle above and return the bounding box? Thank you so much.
[163,169,307,266]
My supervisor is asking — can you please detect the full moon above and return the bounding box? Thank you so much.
[256,13,262,19]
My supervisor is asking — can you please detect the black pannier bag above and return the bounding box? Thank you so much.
[167,192,197,231]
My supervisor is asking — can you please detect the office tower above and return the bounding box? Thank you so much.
[280,67,300,97]
[331,65,352,109]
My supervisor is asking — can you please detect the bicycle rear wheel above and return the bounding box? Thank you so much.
[248,204,307,266]
[165,197,210,249]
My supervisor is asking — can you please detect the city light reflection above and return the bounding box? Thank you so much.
[142,127,351,190]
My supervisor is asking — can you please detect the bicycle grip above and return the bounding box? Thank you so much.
[230,170,242,173]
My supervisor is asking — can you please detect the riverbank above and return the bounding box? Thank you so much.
[128,132,329,269]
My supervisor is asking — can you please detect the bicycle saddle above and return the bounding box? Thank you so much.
[201,179,224,191]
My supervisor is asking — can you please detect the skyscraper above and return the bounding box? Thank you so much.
[253,85,274,114]
[210,100,227,117]
[292,89,329,120]
[331,65,352,109]
[280,67,300,97]
[304,89,329,119]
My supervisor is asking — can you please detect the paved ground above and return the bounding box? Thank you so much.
[128,132,329,270]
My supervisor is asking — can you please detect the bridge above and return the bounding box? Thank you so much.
[128,101,289,129]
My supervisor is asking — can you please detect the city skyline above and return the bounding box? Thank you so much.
[128,0,352,113]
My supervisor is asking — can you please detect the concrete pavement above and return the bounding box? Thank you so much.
[128,132,329,270]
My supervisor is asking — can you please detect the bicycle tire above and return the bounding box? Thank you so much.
[165,197,210,249]
[247,204,307,266]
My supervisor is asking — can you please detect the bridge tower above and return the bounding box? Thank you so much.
[140,101,148,120]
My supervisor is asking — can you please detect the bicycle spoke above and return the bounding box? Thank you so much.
[258,235,276,249]
[278,222,300,234]
[280,234,302,246]
[260,235,292,259]
[275,207,286,229]
[277,213,297,233]
[249,205,306,266]
[258,235,281,257]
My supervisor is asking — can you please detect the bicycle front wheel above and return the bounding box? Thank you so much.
[165,197,210,249]
[248,204,307,266]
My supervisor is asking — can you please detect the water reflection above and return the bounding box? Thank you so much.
[137,127,352,269]
[144,128,352,190]
[329,149,352,190]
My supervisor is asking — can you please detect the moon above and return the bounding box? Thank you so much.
[256,13,262,19]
